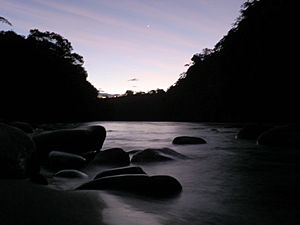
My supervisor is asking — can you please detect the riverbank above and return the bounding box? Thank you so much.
[0,179,104,225]
[1,121,300,225]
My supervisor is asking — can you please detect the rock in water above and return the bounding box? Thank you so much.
[172,136,206,145]
[257,125,300,147]
[236,124,273,140]
[7,121,34,133]
[77,174,182,197]
[48,151,86,170]
[91,148,130,166]
[32,125,106,160]
[94,166,146,179]
[54,169,89,178]
[131,148,187,163]
[0,123,35,178]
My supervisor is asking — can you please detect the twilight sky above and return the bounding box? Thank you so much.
[1,0,245,94]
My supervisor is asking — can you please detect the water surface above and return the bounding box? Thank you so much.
[85,122,300,225]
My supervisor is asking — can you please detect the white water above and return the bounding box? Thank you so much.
[84,122,300,225]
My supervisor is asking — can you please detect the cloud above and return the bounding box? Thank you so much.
[128,78,139,82]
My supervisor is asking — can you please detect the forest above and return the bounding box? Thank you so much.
[101,0,297,122]
[1,0,297,123]
[0,29,99,122]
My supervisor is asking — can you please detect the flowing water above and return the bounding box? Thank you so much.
[83,122,300,225]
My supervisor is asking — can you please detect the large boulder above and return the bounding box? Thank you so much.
[7,121,34,133]
[172,136,206,145]
[48,151,86,170]
[76,174,182,197]
[257,125,300,147]
[236,124,273,140]
[54,169,89,178]
[91,148,130,166]
[131,148,187,163]
[94,166,146,179]
[32,125,106,160]
[0,123,36,178]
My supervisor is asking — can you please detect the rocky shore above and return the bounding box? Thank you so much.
[1,121,299,225]
[0,121,195,225]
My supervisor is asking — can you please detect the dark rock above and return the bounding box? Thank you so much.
[127,150,142,155]
[257,125,300,147]
[91,148,130,166]
[80,150,98,162]
[149,175,183,197]
[236,124,273,140]
[76,174,182,197]
[32,125,106,160]
[131,148,186,163]
[30,173,48,185]
[0,123,35,178]
[94,166,146,179]
[172,136,206,145]
[26,151,41,177]
[54,169,89,178]
[48,151,86,170]
[8,121,34,133]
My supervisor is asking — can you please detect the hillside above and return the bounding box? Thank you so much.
[104,0,298,122]
[0,29,99,123]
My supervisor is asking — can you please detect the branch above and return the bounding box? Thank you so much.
[0,16,12,26]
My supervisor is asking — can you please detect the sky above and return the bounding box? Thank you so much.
[1,0,245,95]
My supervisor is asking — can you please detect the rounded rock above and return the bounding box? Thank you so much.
[0,123,35,178]
[131,148,186,163]
[91,148,130,166]
[257,125,300,147]
[172,136,206,145]
[48,151,86,170]
[94,166,146,179]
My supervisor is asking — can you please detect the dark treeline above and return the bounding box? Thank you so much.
[102,0,298,122]
[98,90,169,121]
[0,29,99,123]
[1,0,298,123]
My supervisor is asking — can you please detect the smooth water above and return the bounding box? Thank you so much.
[85,122,300,225]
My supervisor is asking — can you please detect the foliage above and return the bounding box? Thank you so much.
[0,16,12,26]
[0,30,99,122]
[105,0,298,122]
[165,0,297,122]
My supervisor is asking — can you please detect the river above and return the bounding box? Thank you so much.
[78,122,300,225]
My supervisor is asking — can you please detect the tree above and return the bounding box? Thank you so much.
[0,29,99,122]
[125,90,134,96]
[0,16,12,26]
[28,29,84,66]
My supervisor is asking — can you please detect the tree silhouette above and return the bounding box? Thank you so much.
[0,29,99,122]
[103,0,298,122]
[0,16,12,26]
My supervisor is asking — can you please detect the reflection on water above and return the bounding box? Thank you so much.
[85,122,300,225]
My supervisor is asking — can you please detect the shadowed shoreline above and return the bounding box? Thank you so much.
[0,179,105,225]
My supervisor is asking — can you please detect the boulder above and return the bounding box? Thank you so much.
[131,148,186,163]
[172,136,206,145]
[0,123,35,178]
[48,151,86,170]
[257,125,300,147]
[236,124,273,140]
[30,173,48,185]
[80,150,98,162]
[54,169,89,178]
[91,148,130,166]
[76,174,182,197]
[94,166,146,179]
[32,125,106,159]
[7,121,34,133]
[127,150,141,155]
